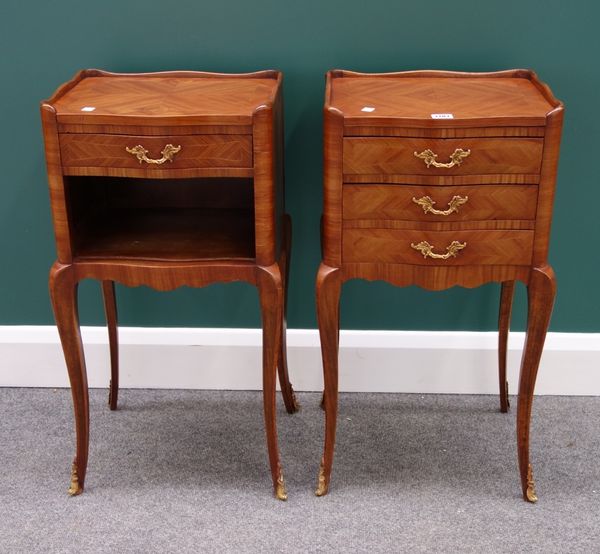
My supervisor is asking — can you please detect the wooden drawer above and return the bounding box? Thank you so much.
[343,228,533,266]
[343,184,538,222]
[59,133,253,177]
[343,137,543,176]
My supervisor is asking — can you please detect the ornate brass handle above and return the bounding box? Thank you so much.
[125,144,181,165]
[414,148,471,168]
[412,195,469,216]
[411,240,467,260]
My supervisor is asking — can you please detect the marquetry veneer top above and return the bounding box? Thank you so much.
[46,70,280,126]
[327,70,560,127]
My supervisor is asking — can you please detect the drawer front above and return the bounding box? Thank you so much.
[59,134,253,173]
[343,184,538,222]
[343,229,533,266]
[343,137,543,176]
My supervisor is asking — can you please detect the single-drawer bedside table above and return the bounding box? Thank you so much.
[41,69,298,500]
[316,69,563,502]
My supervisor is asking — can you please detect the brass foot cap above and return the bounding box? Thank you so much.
[315,459,328,496]
[315,485,328,497]
[526,487,538,503]
[525,464,538,503]
[67,462,83,496]
[275,476,288,501]
[68,483,83,496]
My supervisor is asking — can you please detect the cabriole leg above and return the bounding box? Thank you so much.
[315,264,342,497]
[50,262,89,496]
[517,266,556,503]
[257,264,287,500]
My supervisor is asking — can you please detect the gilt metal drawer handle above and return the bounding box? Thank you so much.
[414,148,471,168]
[125,144,182,165]
[412,195,469,216]
[411,240,467,259]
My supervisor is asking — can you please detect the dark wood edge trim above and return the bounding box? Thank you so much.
[324,106,344,118]
[85,68,281,80]
[42,69,89,106]
[546,105,565,120]
[40,103,56,116]
[527,70,564,110]
[329,68,534,80]
[269,72,283,105]
[250,73,283,115]
[324,71,335,110]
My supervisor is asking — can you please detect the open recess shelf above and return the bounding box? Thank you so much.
[66,176,256,262]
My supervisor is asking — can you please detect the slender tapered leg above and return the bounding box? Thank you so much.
[498,281,515,413]
[315,263,342,496]
[277,215,299,414]
[49,262,89,496]
[319,309,340,413]
[101,281,119,411]
[257,264,287,500]
[517,266,556,503]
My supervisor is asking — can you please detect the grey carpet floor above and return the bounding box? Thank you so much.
[0,389,598,553]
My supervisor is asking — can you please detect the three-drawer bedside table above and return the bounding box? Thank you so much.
[316,69,563,502]
[41,69,298,500]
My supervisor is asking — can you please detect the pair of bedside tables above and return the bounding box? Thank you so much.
[41,69,563,503]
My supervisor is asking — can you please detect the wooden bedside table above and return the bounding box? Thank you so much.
[41,69,298,500]
[316,69,563,502]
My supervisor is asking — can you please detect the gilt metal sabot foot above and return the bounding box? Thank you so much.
[67,462,83,496]
[275,473,288,501]
[526,464,538,503]
[315,459,328,497]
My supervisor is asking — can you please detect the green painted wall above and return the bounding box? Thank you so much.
[1,0,598,331]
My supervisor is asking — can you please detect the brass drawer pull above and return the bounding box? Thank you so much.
[413,195,469,216]
[125,144,181,165]
[411,240,467,260]
[414,148,471,168]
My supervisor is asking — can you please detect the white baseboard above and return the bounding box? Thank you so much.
[0,326,599,395]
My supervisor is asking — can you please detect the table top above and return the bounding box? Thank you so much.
[45,69,280,126]
[327,70,560,127]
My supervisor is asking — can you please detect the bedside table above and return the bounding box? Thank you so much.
[41,69,298,500]
[316,70,563,502]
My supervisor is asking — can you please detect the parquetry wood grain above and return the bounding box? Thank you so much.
[342,184,538,222]
[329,69,557,127]
[42,69,296,501]
[342,137,543,176]
[50,70,279,126]
[316,69,563,503]
[60,133,253,175]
